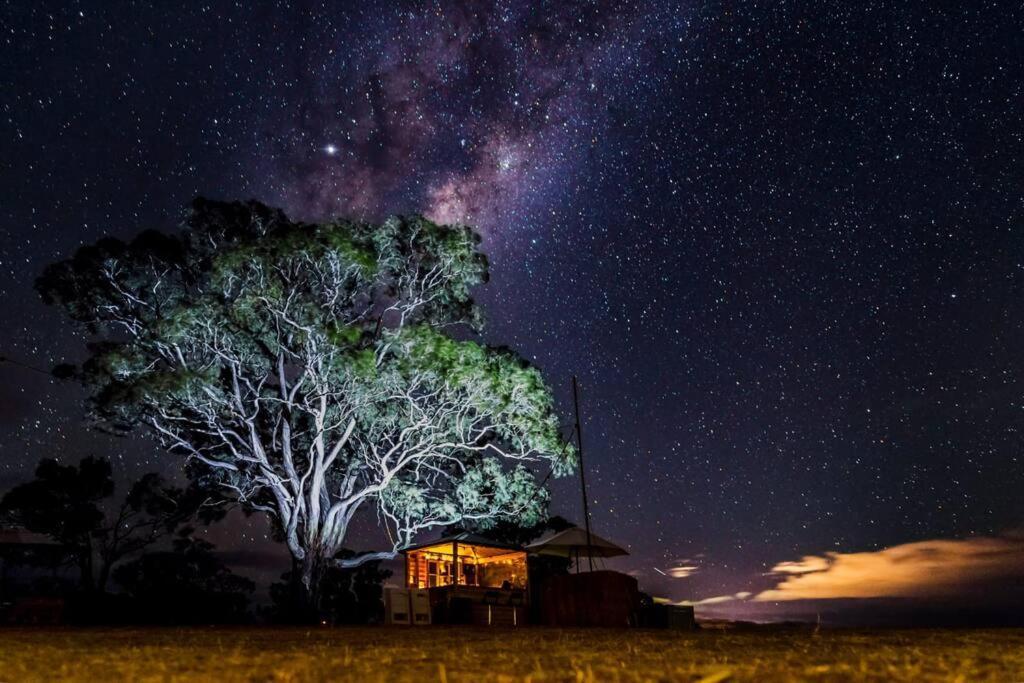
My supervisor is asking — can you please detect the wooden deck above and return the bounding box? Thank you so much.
[427,585,529,626]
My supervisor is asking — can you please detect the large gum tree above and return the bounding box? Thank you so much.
[39,198,573,606]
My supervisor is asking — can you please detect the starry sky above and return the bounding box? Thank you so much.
[3,1,1024,618]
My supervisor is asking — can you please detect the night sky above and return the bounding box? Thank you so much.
[3,1,1024,617]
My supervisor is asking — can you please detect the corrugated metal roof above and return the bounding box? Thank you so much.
[401,530,523,553]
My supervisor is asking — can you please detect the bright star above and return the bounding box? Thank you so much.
[324,144,337,155]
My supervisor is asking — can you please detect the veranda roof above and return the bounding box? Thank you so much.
[401,531,523,554]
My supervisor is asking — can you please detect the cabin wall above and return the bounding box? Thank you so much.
[404,546,528,590]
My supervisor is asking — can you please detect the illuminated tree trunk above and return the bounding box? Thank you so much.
[298,551,326,618]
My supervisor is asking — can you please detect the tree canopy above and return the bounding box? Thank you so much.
[38,198,573,598]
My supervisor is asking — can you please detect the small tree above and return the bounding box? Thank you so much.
[0,456,211,593]
[39,198,572,609]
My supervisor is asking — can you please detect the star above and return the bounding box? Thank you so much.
[3,0,1022,622]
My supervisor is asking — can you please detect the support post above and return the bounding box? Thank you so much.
[452,541,459,586]
[572,376,595,571]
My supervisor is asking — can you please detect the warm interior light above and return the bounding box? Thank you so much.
[405,543,528,590]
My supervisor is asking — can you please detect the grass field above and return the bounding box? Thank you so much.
[0,626,1022,682]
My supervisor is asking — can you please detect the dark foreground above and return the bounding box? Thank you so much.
[0,626,1022,682]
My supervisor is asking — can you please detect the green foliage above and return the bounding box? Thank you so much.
[395,327,570,468]
[37,198,573,575]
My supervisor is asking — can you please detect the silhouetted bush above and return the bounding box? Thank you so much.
[112,531,254,624]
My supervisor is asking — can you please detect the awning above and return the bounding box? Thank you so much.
[525,526,629,558]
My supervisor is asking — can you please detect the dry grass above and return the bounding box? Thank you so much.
[0,626,1022,682]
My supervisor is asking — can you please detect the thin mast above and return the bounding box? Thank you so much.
[572,375,595,571]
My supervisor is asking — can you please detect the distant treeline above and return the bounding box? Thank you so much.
[0,456,389,625]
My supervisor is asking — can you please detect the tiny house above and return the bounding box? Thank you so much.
[404,532,528,591]
[397,532,530,625]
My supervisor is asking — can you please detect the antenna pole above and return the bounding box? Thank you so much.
[572,375,594,571]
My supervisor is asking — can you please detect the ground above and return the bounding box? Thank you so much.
[0,627,1022,682]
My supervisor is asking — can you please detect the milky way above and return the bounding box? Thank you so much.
[3,1,1024,615]
[248,3,659,244]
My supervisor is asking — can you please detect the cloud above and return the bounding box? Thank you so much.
[769,555,831,575]
[755,534,1024,602]
[652,558,700,579]
[666,564,699,579]
[662,591,751,607]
